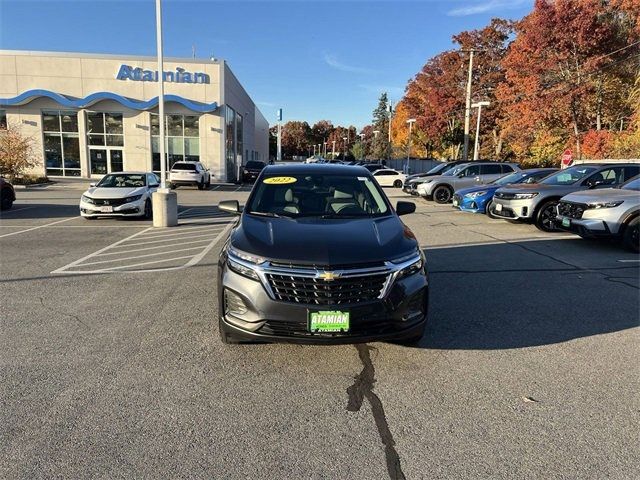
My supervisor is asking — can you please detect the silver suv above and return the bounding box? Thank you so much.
[490,163,640,232]
[556,175,640,252]
[416,162,521,203]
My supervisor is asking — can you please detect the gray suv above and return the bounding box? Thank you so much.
[490,163,640,231]
[416,162,521,203]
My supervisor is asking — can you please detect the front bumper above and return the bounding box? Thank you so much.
[242,171,261,183]
[555,215,613,238]
[218,260,429,344]
[490,198,536,220]
[453,193,487,213]
[80,199,145,217]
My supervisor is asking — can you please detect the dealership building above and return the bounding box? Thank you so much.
[0,50,269,182]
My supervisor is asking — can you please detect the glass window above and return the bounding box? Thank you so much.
[236,113,244,165]
[501,164,515,173]
[87,112,124,148]
[542,166,598,186]
[623,166,640,181]
[42,111,80,176]
[461,165,481,177]
[151,114,201,172]
[481,164,503,175]
[0,110,7,130]
[225,107,236,181]
[105,113,123,134]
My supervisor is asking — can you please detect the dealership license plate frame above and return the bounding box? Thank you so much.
[495,203,503,212]
[308,310,350,333]
[100,206,114,213]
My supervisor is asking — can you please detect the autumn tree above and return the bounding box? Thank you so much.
[281,121,311,158]
[0,123,36,179]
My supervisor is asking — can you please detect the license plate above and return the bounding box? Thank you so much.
[562,217,570,228]
[453,199,459,206]
[100,206,114,213]
[309,311,350,333]
[495,203,503,212]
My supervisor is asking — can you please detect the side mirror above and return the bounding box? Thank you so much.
[457,172,465,178]
[218,200,242,215]
[149,183,159,188]
[89,182,96,187]
[396,201,416,216]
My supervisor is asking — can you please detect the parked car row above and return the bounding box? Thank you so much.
[410,160,640,252]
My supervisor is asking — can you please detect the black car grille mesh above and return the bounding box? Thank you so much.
[92,198,128,206]
[494,191,516,200]
[558,201,586,219]
[265,273,389,305]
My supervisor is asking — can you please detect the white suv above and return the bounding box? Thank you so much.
[169,161,211,190]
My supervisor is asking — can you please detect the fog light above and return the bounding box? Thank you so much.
[225,289,248,316]
[522,206,528,216]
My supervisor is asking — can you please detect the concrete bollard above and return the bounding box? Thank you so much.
[152,190,178,227]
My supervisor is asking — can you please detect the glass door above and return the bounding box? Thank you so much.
[89,148,124,175]
[90,148,108,175]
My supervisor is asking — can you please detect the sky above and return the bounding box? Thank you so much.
[0,0,533,128]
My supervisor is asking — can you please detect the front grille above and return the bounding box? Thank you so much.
[266,272,389,305]
[494,191,516,200]
[92,198,128,206]
[269,260,385,271]
[493,206,516,218]
[558,201,586,219]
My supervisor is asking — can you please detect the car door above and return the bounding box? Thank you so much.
[374,170,391,186]
[453,164,482,189]
[479,164,505,184]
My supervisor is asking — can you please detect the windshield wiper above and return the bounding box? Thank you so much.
[247,211,284,218]
[319,213,369,219]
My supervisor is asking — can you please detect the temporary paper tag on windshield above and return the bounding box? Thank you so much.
[263,176,297,185]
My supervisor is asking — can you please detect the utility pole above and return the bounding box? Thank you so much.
[332,140,336,159]
[472,101,490,161]
[406,118,416,174]
[276,108,282,162]
[343,136,348,160]
[463,50,475,162]
[388,102,393,143]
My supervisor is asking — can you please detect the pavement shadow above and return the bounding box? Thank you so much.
[0,203,80,220]
[416,238,639,350]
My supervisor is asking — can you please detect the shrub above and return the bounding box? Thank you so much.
[0,123,37,180]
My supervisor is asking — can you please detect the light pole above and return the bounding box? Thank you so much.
[343,136,348,160]
[313,144,316,156]
[332,140,336,159]
[276,108,282,162]
[388,103,393,143]
[324,142,327,157]
[471,101,490,161]
[406,118,416,174]
[152,0,178,227]
[463,50,475,161]
[358,133,365,161]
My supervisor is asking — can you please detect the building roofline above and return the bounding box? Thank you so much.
[0,49,224,65]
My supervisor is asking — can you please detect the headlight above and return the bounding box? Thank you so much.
[81,194,95,204]
[227,246,265,281]
[465,191,487,198]
[513,192,539,199]
[587,201,623,209]
[391,251,424,278]
[124,194,143,203]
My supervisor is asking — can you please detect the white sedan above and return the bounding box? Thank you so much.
[79,172,160,219]
[372,168,406,188]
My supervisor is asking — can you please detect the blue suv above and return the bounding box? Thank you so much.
[453,168,557,215]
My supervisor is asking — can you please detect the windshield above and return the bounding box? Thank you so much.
[97,174,146,188]
[621,176,640,191]
[425,163,448,174]
[443,164,467,177]
[246,173,390,218]
[492,171,527,186]
[541,166,598,186]
[246,161,265,169]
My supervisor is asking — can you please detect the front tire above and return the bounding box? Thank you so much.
[0,191,13,210]
[143,199,152,220]
[622,217,640,253]
[535,200,560,232]
[486,200,497,218]
[393,179,403,188]
[219,318,242,344]
[433,185,452,204]
[197,178,205,190]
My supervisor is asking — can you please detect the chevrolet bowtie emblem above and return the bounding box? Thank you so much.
[318,271,339,282]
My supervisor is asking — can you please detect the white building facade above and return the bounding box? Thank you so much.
[0,50,269,182]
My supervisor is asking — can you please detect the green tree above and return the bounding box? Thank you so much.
[372,93,392,159]
[350,141,365,161]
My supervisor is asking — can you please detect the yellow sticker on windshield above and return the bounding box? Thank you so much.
[263,176,297,185]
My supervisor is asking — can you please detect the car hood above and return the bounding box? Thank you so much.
[85,186,146,198]
[230,214,418,265]
[561,188,640,203]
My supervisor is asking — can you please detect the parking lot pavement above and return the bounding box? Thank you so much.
[1,184,638,479]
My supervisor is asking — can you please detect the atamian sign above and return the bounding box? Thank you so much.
[116,64,209,84]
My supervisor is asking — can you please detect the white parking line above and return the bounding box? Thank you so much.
[79,245,208,266]
[94,238,213,256]
[0,216,78,239]
[107,232,222,249]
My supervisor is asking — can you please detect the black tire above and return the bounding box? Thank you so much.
[393,179,403,188]
[0,191,13,211]
[143,199,152,220]
[534,200,560,232]
[622,217,640,253]
[169,183,177,190]
[486,200,497,218]
[207,176,211,187]
[433,185,453,204]
[84,216,97,220]
[218,318,242,344]
[197,178,205,190]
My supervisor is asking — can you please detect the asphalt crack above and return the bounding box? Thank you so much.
[347,344,406,480]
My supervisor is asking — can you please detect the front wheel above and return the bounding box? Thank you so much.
[0,191,13,210]
[535,200,560,232]
[197,178,205,190]
[393,179,403,188]
[143,199,152,220]
[433,185,452,204]
[622,217,639,253]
